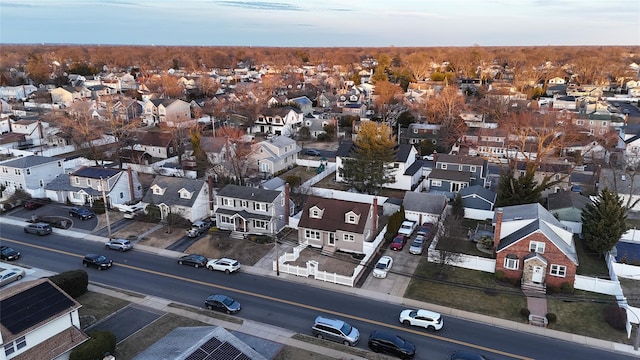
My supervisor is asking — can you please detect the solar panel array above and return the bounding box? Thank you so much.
[184,337,252,360]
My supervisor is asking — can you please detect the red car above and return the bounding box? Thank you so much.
[390,235,407,251]
[24,198,51,210]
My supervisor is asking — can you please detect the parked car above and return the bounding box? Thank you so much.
[302,148,321,156]
[186,220,210,238]
[449,350,490,360]
[69,207,95,220]
[373,256,393,278]
[417,223,433,237]
[105,238,133,252]
[399,309,443,331]
[23,222,53,236]
[390,235,407,251]
[0,268,25,287]
[205,294,241,314]
[367,330,416,359]
[397,220,417,237]
[311,316,360,346]
[206,258,240,274]
[409,236,424,255]
[177,254,208,268]
[23,198,51,210]
[0,246,21,261]
[82,254,113,270]
[123,209,143,219]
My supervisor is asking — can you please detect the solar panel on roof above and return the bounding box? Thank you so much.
[0,282,75,334]
[200,337,222,353]
[184,348,208,360]
[185,338,248,360]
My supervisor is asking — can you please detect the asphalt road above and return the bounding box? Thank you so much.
[0,224,636,360]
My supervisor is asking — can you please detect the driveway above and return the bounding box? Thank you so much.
[86,304,164,342]
[362,236,423,296]
[10,203,98,232]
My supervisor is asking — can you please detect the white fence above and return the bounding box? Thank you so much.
[309,187,389,205]
[464,208,494,221]
[122,157,197,179]
[299,163,336,190]
[573,275,623,296]
[427,248,496,273]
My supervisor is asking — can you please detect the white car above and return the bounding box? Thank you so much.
[372,256,393,278]
[399,309,444,331]
[206,258,241,274]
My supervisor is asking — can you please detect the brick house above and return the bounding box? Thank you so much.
[493,203,579,291]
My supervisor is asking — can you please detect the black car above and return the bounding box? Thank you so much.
[82,254,113,270]
[69,207,96,220]
[177,254,207,268]
[368,330,416,359]
[205,294,241,314]
[302,148,321,156]
[0,246,20,261]
[450,350,490,360]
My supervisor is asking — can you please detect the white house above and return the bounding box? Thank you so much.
[251,136,300,176]
[0,155,65,198]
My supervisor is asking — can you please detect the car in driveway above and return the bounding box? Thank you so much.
[105,238,133,252]
[206,258,240,274]
[23,198,51,210]
[399,309,443,331]
[417,223,433,237]
[0,246,21,261]
[82,254,113,270]
[302,148,321,156]
[205,294,241,314]
[367,330,416,359]
[409,236,424,255]
[390,235,407,251]
[177,254,207,268]
[69,207,96,220]
[373,256,393,278]
[0,268,25,287]
[23,222,53,235]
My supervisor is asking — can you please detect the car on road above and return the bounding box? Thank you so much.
[399,309,443,331]
[0,268,25,287]
[449,350,490,360]
[302,148,321,156]
[311,316,360,346]
[82,254,113,270]
[23,222,53,236]
[409,236,424,255]
[367,330,416,359]
[206,258,240,273]
[390,235,407,251]
[23,198,51,210]
[105,238,133,252]
[177,254,208,268]
[373,256,393,278]
[0,246,21,261]
[205,294,241,314]
[69,207,96,220]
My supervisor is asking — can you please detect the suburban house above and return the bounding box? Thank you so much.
[402,192,448,225]
[0,84,38,101]
[251,106,304,137]
[546,190,591,234]
[49,86,90,106]
[398,123,443,148]
[0,278,89,360]
[434,154,488,187]
[427,168,471,197]
[45,166,143,206]
[134,131,177,159]
[290,96,314,115]
[493,203,579,291]
[342,103,366,118]
[459,185,497,221]
[141,176,211,222]
[214,184,288,236]
[142,99,191,126]
[297,196,378,255]
[0,155,65,198]
[252,136,300,176]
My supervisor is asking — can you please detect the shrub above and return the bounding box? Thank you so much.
[48,270,88,298]
[69,330,116,360]
[91,199,106,214]
[546,285,561,294]
[520,308,531,318]
[546,313,557,323]
[494,270,505,281]
[507,277,519,287]
[604,305,627,330]
[252,235,272,244]
[561,282,575,294]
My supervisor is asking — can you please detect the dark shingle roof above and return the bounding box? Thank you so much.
[436,153,486,166]
[142,176,205,207]
[402,192,448,214]
[72,166,120,179]
[497,219,578,265]
[298,196,371,234]
[547,191,591,211]
[428,168,472,182]
[459,185,497,203]
[217,184,280,203]
[0,155,61,168]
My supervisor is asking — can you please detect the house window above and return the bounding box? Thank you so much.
[343,234,355,242]
[504,255,519,270]
[529,241,545,253]
[15,336,26,350]
[26,169,30,175]
[550,264,567,277]
[346,214,357,224]
[241,200,248,208]
[254,202,267,211]
[253,220,268,229]
[39,179,44,187]
[1,167,6,173]
[431,180,442,187]
[441,164,447,170]
[602,121,607,127]
[223,198,233,207]
[153,187,162,195]
[220,215,232,224]
[120,192,124,198]
[72,192,80,199]
[4,343,15,355]
[470,166,476,172]
[87,179,91,185]
[576,120,584,125]
[58,161,62,167]
[169,147,174,154]
[75,177,80,184]
[311,209,321,218]
[305,229,320,240]
[393,163,399,168]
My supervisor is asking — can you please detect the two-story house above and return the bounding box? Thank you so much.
[142,99,191,126]
[214,184,288,236]
[251,107,304,137]
[252,136,300,176]
[428,154,488,196]
[297,196,377,255]
[141,176,210,222]
[398,123,443,148]
[0,155,65,198]
[49,86,91,106]
[135,131,177,159]
[0,278,89,360]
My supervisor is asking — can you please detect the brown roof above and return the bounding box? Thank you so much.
[138,131,174,147]
[298,196,371,234]
[13,326,89,360]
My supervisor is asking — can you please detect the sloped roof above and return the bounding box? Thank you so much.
[403,192,447,214]
[142,176,206,207]
[298,195,371,234]
[497,219,579,265]
[436,153,486,166]
[547,191,591,211]
[72,166,121,179]
[0,155,61,168]
[334,141,414,163]
[138,131,174,147]
[217,184,280,203]
[428,168,472,182]
[459,184,497,203]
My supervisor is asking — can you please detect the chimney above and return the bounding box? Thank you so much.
[284,183,290,225]
[372,197,378,233]
[127,167,135,201]
[493,208,503,251]
[208,176,214,212]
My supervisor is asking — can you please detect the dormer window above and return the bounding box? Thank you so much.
[151,184,165,195]
[345,211,359,224]
[178,188,193,199]
[310,206,323,219]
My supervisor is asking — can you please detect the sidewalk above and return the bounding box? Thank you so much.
[1,215,638,358]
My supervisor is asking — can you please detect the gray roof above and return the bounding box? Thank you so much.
[72,166,121,179]
[435,153,486,166]
[402,192,448,215]
[132,326,267,360]
[459,185,496,203]
[0,155,61,168]
[217,184,280,203]
[547,191,591,211]
[215,208,272,221]
[493,203,559,225]
[142,176,206,207]
[428,168,471,182]
[404,160,426,176]
[43,173,101,196]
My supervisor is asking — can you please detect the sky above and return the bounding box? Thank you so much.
[0,0,639,47]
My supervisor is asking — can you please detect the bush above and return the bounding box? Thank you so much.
[90,199,106,214]
[604,305,627,330]
[70,330,116,360]
[520,308,531,318]
[561,282,575,294]
[494,270,505,281]
[546,285,561,294]
[507,277,519,286]
[48,270,89,298]
[546,313,557,323]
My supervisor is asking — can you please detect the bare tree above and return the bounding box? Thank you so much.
[431,215,463,277]
[426,84,467,149]
[215,126,257,182]
[54,100,105,164]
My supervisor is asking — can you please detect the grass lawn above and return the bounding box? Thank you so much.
[278,165,322,184]
[77,291,131,329]
[574,236,610,277]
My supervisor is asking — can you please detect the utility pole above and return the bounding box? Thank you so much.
[275,235,280,276]
[100,177,112,239]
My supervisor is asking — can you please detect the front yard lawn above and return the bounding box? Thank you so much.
[574,236,610,277]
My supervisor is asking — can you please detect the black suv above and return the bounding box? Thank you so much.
[82,254,113,270]
[0,246,20,261]
[367,330,416,359]
[69,207,96,220]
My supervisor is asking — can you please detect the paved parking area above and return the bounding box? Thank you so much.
[362,240,424,296]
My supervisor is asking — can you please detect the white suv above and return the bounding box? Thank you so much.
[399,309,443,331]
[206,258,240,274]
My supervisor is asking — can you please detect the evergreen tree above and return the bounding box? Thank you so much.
[452,192,465,219]
[581,188,629,254]
[496,163,560,207]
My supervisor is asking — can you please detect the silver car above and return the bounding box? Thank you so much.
[0,268,25,287]
[409,236,424,255]
[105,238,133,252]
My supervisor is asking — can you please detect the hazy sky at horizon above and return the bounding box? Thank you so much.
[1,0,638,47]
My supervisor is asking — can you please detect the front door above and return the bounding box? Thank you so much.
[532,266,543,284]
[328,233,336,246]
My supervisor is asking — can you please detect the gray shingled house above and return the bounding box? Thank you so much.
[141,176,211,222]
